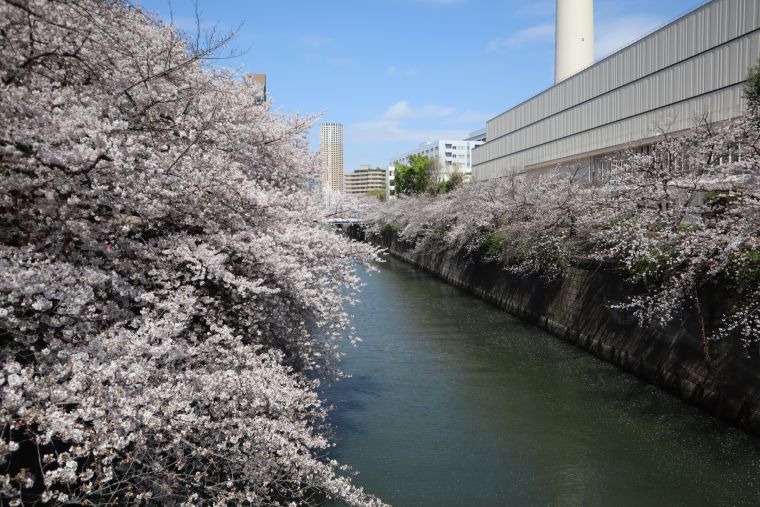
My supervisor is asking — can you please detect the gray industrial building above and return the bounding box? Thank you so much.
[473,0,760,181]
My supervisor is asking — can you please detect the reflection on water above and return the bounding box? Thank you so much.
[322,257,760,506]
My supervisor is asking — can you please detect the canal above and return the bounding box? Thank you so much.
[323,257,760,506]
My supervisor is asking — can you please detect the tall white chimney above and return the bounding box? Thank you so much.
[555,0,594,84]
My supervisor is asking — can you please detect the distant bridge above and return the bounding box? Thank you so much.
[326,218,364,226]
[324,210,364,226]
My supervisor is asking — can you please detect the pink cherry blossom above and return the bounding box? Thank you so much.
[0,1,383,504]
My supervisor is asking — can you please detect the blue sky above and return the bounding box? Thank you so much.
[138,0,709,171]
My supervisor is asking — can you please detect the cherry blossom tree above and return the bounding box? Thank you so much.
[0,0,383,504]
[588,110,760,356]
[366,168,593,278]
[365,78,760,355]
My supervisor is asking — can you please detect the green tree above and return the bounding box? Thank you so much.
[394,154,436,195]
[366,188,386,201]
[443,170,464,194]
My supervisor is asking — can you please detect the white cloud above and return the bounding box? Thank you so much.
[487,13,667,58]
[487,23,554,52]
[347,101,492,145]
[454,110,494,124]
[347,119,469,143]
[596,14,666,58]
[382,101,456,120]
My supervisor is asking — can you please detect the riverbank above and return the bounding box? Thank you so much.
[354,226,760,437]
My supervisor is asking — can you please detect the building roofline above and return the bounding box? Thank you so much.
[484,0,715,125]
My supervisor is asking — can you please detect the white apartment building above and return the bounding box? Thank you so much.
[390,136,485,179]
[319,123,344,193]
[387,131,486,198]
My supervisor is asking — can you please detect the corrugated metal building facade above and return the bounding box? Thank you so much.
[473,0,760,181]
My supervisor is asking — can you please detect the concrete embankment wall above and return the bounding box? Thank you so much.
[358,227,760,436]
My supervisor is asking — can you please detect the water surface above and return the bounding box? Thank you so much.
[323,257,760,506]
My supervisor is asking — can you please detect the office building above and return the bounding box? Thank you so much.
[344,165,387,195]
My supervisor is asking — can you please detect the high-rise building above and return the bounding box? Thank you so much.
[320,123,344,193]
[344,165,386,195]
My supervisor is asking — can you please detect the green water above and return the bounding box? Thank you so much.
[323,257,760,506]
